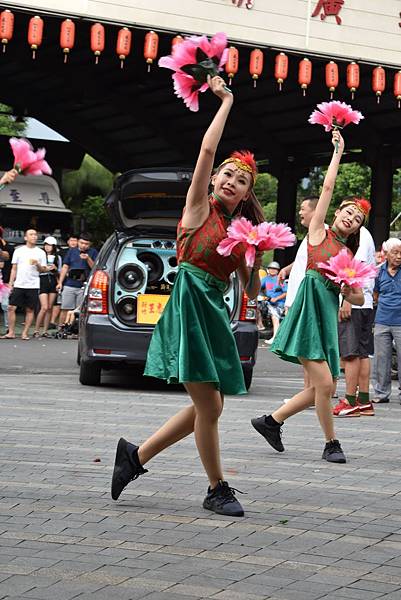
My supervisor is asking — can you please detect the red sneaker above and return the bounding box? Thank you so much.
[358,401,375,416]
[333,398,360,417]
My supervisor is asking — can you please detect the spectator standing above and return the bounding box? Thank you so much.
[0,225,13,333]
[49,234,79,328]
[333,225,376,417]
[1,229,47,340]
[33,236,61,338]
[57,233,98,324]
[260,261,287,343]
[372,238,401,404]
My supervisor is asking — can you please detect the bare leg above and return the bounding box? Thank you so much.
[273,386,316,422]
[138,382,224,488]
[271,315,279,338]
[301,358,336,441]
[43,293,57,333]
[5,305,16,337]
[358,357,370,393]
[344,357,360,396]
[51,304,60,324]
[22,308,34,338]
[35,294,48,333]
[138,405,195,465]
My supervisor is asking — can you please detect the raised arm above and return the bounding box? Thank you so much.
[181,76,233,229]
[308,129,344,246]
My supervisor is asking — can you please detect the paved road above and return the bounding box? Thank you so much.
[1,338,401,600]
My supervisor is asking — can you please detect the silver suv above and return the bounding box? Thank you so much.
[78,168,258,388]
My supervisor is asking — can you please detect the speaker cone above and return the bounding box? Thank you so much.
[117,264,146,291]
[137,252,163,284]
[116,297,137,323]
[166,271,176,285]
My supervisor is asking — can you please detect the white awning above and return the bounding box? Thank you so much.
[0,173,71,214]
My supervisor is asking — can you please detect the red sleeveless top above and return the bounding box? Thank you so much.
[176,196,246,283]
[307,227,352,278]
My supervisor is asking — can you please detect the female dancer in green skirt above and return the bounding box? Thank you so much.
[111,75,265,516]
[252,130,368,464]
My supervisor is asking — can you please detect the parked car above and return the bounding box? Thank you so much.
[78,168,258,389]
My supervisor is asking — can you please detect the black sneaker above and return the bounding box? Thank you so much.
[203,480,244,517]
[322,439,346,464]
[251,415,285,452]
[111,437,148,500]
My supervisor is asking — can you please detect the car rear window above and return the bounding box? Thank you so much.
[120,180,188,220]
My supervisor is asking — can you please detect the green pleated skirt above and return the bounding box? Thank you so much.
[143,262,247,395]
[271,270,340,378]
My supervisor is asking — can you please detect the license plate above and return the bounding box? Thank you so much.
[137,294,170,324]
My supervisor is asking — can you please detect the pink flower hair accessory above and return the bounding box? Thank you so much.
[159,32,229,112]
[217,216,296,267]
[309,101,364,152]
[317,248,377,289]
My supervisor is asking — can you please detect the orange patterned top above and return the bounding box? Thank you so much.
[307,227,353,283]
[177,195,246,283]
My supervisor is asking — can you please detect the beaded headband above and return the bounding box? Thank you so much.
[340,198,371,219]
[219,150,258,185]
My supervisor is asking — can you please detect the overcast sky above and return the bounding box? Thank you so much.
[25,118,68,142]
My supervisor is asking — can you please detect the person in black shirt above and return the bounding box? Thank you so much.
[0,226,14,333]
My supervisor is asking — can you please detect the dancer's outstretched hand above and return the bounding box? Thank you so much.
[208,75,233,102]
[332,129,344,153]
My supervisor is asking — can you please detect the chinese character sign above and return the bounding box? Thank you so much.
[312,0,344,25]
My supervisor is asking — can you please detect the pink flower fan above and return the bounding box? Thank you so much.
[9,138,52,176]
[159,32,228,112]
[317,249,377,289]
[217,217,296,267]
[308,101,364,132]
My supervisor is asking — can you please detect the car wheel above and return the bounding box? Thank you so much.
[242,366,253,391]
[79,360,101,386]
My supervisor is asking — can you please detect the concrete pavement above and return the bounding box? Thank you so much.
[1,340,401,599]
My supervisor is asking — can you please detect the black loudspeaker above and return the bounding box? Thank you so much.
[137,252,164,284]
[115,296,137,323]
[117,263,148,292]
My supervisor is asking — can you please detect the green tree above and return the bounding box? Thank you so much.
[78,195,113,246]
[0,103,27,136]
[62,154,114,211]
[254,172,277,221]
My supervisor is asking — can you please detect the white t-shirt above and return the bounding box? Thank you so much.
[352,226,376,310]
[285,237,307,308]
[12,245,47,289]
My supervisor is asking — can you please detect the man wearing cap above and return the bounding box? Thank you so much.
[260,261,287,344]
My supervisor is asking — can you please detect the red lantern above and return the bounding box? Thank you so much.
[225,46,239,85]
[372,66,385,103]
[274,52,288,91]
[60,19,75,63]
[91,23,105,64]
[298,57,312,96]
[171,35,183,53]
[144,30,159,72]
[325,61,339,99]
[346,62,359,99]
[249,49,263,87]
[0,10,14,53]
[394,71,401,108]
[28,15,43,60]
[116,27,131,69]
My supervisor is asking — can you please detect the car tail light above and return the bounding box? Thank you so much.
[88,270,109,314]
[239,291,257,321]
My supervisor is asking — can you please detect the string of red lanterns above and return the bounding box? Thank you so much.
[1,9,401,108]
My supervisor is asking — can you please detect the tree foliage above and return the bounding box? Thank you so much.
[62,154,114,210]
[0,104,27,137]
[78,195,113,246]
